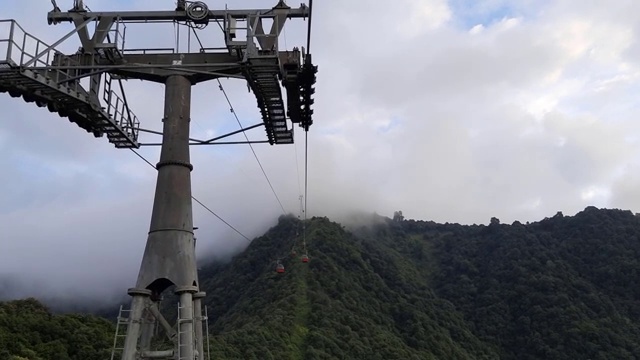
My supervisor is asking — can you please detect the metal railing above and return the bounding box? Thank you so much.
[1,19,63,68]
[1,20,88,98]
[105,88,140,136]
[102,74,139,136]
[0,19,140,145]
[0,19,25,66]
[0,19,83,92]
[111,18,126,54]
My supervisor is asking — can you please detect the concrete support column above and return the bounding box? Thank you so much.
[134,74,196,292]
[122,74,197,360]
[122,288,151,360]
[139,306,156,351]
[176,286,198,360]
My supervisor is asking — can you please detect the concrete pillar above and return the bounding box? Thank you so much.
[122,288,151,360]
[121,74,198,360]
[177,286,198,360]
[139,306,156,351]
[135,74,197,292]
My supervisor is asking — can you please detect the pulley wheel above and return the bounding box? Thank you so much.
[187,1,209,24]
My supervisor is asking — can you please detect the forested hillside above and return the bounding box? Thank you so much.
[2,207,640,359]
[201,215,497,359]
[425,207,640,359]
[0,298,114,360]
[201,207,640,359]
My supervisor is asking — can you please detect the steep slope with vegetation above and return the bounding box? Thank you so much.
[0,298,114,360]
[424,207,640,359]
[201,208,640,359]
[201,215,498,359]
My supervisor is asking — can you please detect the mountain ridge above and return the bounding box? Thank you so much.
[2,207,640,359]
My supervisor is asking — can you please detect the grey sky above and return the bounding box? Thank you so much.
[2,0,640,303]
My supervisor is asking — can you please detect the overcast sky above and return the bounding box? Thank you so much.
[2,0,640,303]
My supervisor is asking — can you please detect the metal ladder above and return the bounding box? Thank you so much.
[203,306,211,360]
[176,302,194,360]
[110,305,132,360]
[176,303,213,360]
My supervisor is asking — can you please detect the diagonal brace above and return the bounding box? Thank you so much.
[148,304,177,341]
[22,16,96,67]
[138,127,206,143]
[56,68,107,84]
[203,122,265,143]
[249,10,287,51]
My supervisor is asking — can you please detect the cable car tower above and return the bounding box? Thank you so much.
[0,0,317,359]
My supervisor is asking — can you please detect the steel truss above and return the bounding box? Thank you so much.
[0,1,317,359]
[0,0,317,148]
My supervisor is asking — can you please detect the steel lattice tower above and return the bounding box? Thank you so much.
[0,1,317,359]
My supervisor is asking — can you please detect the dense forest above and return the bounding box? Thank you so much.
[0,298,113,360]
[2,206,640,359]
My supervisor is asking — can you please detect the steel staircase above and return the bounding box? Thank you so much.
[0,19,139,148]
[244,55,293,145]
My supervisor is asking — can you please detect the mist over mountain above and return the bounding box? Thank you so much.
[3,207,640,359]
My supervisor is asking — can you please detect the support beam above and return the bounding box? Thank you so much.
[138,127,206,144]
[149,304,177,340]
[248,8,289,51]
[138,140,271,146]
[203,122,265,143]
[139,350,174,358]
[117,53,240,65]
[48,7,310,24]
[56,69,107,84]
[83,17,115,51]
[45,52,244,83]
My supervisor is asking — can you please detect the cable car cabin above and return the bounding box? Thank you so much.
[291,250,297,257]
[302,255,309,263]
[276,263,285,273]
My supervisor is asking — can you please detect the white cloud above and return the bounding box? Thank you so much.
[469,24,484,35]
[403,0,452,34]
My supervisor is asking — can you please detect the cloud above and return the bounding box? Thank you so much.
[2,0,640,304]
[305,0,640,224]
